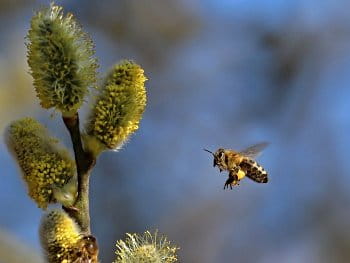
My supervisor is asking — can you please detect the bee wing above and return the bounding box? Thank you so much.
[239,142,269,159]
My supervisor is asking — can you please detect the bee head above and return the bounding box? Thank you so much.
[204,148,226,171]
[82,235,98,255]
[214,148,226,170]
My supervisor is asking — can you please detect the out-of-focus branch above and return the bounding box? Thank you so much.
[0,230,43,263]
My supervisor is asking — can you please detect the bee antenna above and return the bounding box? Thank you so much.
[203,148,214,155]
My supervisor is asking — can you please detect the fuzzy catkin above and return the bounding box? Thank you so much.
[84,60,147,156]
[114,231,179,263]
[40,210,81,263]
[26,3,98,116]
[5,117,77,209]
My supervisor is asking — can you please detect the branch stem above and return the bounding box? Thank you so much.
[62,113,95,234]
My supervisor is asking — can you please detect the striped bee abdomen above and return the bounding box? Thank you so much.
[239,158,268,183]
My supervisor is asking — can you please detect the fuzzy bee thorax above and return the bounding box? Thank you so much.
[213,149,242,172]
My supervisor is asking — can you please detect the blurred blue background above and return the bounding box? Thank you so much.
[1,0,350,262]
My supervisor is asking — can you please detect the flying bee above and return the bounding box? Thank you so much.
[204,142,269,189]
[71,235,99,263]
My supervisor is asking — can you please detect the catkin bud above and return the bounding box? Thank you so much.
[114,231,179,263]
[5,117,77,209]
[84,60,147,156]
[26,3,98,116]
[40,210,81,263]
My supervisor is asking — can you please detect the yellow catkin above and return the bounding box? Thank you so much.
[84,60,147,156]
[40,210,81,263]
[5,117,77,209]
[114,231,179,263]
[26,3,98,116]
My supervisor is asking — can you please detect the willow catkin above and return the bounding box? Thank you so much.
[26,3,98,116]
[84,60,147,156]
[5,117,77,209]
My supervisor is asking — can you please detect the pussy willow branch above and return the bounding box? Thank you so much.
[62,113,96,234]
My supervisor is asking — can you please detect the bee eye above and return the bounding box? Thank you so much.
[219,152,224,158]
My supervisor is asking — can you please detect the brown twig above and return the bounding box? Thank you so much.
[62,113,96,234]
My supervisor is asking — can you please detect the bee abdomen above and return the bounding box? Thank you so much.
[240,158,268,183]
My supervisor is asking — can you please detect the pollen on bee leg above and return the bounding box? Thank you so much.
[237,169,246,180]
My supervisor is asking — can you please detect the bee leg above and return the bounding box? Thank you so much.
[225,170,241,189]
[224,176,234,190]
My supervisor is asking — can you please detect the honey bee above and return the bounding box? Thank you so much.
[71,235,99,263]
[204,142,269,189]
